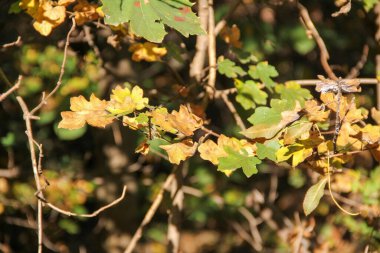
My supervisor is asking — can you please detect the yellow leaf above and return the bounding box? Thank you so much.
[220,24,242,48]
[160,140,197,165]
[360,124,380,144]
[276,143,312,167]
[135,141,150,155]
[320,93,364,123]
[58,94,114,129]
[169,105,203,136]
[107,85,149,115]
[150,108,177,133]
[304,100,330,122]
[73,0,104,26]
[198,139,225,165]
[128,42,167,62]
[19,0,39,16]
[371,108,380,125]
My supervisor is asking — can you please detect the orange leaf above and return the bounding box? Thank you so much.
[160,140,197,164]
[128,42,167,62]
[304,100,330,122]
[58,94,114,129]
[73,0,104,26]
[220,24,242,48]
[168,105,203,136]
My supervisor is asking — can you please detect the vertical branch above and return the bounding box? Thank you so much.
[189,0,209,81]
[167,164,185,253]
[206,0,217,97]
[376,55,380,110]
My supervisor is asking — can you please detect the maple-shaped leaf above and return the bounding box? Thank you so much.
[371,108,380,125]
[101,0,205,43]
[168,105,203,136]
[358,124,380,144]
[316,75,361,93]
[320,93,365,123]
[304,100,330,122]
[276,142,313,167]
[20,0,74,36]
[275,82,312,106]
[73,0,104,26]
[129,42,167,62]
[58,94,114,129]
[220,24,242,48]
[198,134,246,165]
[107,85,149,115]
[303,177,327,216]
[336,123,362,149]
[160,139,197,164]
[248,61,278,89]
[256,139,281,162]
[150,107,177,134]
[283,119,313,145]
[122,113,149,130]
[218,147,261,177]
[235,80,267,110]
[242,100,300,139]
[217,57,246,78]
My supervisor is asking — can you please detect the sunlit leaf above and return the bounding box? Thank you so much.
[160,140,197,164]
[218,147,261,177]
[107,85,149,115]
[168,105,203,136]
[276,82,312,106]
[248,61,278,89]
[58,94,114,129]
[256,139,281,162]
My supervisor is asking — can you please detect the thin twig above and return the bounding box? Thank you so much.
[214,0,242,35]
[16,96,44,253]
[289,78,378,86]
[220,93,246,130]
[206,0,217,97]
[46,186,127,217]
[30,18,76,115]
[298,2,338,80]
[1,36,21,48]
[0,75,22,102]
[124,170,176,253]
[346,44,369,79]
[238,207,263,251]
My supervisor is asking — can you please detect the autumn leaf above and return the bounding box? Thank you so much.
[321,93,365,122]
[20,0,73,36]
[107,85,149,115]
[304,100,330,122]
[220,24,242,48]
[198,135,256,166]
[58,94,114,129]
[168,105,203,136]
[160,140,197,164]
[73,0,104,26]
[150,107,177,134]
[128,42,167,62]
[283,120,313,145]
[276,142,313,167]
[358,124,380,144]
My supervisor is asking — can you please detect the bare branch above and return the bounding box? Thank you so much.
[1,36,21,49]
[0,75,22,102]
[124,171,176,253]
[46,186,127,217]
[346,44,369,79]
[206,0,217,97]
[298,3,338,80]
[220,93,246,130]
[30,18,76,115]
[214,0,242,35]
[189,0,209,81]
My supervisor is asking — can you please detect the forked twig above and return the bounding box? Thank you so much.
[0,75,22,102]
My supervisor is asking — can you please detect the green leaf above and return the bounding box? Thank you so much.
[303,177,328,216]
[283,120,313,145]
[275,82,312,107]
[248,61,278,88]
[1,133,15,147]
[235,80,268,110]
[256,139,281,162]
[288,25,316,55]
[218,58,246,78]
[247,99,294,125]
[101,0,205,43]
[54,123,87,141]
[363,0,378,11]
[218,147,261,177]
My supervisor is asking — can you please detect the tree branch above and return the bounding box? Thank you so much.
[0,75,22,102]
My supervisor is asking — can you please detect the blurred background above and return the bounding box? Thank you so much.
[0,0,379,252]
